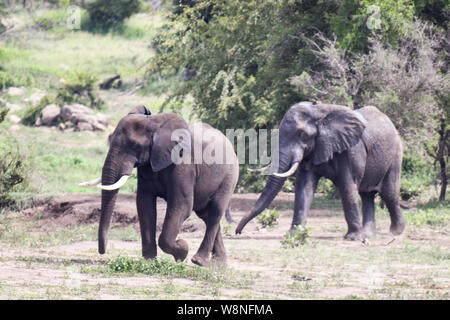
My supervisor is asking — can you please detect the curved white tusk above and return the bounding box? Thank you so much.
[247,164,271,173]
[97,175,130,191]
[78,177,102,187]
[272,162,299,178]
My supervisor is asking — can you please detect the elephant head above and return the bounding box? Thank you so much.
[236,102,366,233]
[80,108,190,254]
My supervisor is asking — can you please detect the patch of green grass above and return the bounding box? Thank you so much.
[84,254,255,289]
[281,225,311,248]
[256,209,280,228]
[403,207,449,228]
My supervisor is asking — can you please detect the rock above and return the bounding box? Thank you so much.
[5,87,25,96]
[37,104,60,126]
[60,104,91,122]
[61,104,108,131]
[6,102,22,112]
[58,123,66,131]
[65,121,74,128]
[76,122,94,131]
[7,114,21,124]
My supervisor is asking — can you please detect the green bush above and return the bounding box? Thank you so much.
[84,0,142,32]
[400,180,424,201]
[107,255,188,276]
[281,225,311,248]
[257,209,280,228]
[57,71,103,109]
[0,101,8,123]
[0,136,33,208]
[316,179,337,199]
[21,95,54,126]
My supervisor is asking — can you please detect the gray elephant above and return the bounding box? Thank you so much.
[80,106,239,266]
[236,102,405,240]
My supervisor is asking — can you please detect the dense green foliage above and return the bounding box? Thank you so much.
[0,136,32,208]
[151,0,449,197]
[84,0,142,32]
[56,71,104,109]
[281,225,311,248]
[257,209,280,228]
[0,101,8,123]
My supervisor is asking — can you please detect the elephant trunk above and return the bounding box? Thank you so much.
[235,174,287,234]
[98,150,133,254]
[236,146,304,234]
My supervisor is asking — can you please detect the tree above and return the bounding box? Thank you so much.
[150,0,449,196]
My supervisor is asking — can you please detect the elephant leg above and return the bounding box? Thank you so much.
[158,194,193,262]
[211,226,227,265]
[360,191,377,239]
[136,185,157,259]
[192,198,227,267]
[291,169,319,232]
[196,209,227,265]
[379,168,405,236]
[338,183,363,240]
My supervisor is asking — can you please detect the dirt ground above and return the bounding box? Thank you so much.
[0,192,448,299]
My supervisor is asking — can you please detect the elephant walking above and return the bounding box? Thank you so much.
[237,102,405,240]
[81,106,239,266]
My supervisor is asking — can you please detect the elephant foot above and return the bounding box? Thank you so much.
[142,247,157,260]
[211,254,227,267]
[143,253,157,260]
[344,230,363,241]
[191,253,209,267]
[361,223,376,239]
[289,223,306,234]
[159,238,189,262]
[390,218,405,236]
[172,239,189,262]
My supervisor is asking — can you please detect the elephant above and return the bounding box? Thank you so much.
[236,102,405,240]
[80,106,239,266]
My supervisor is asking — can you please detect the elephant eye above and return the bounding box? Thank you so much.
[297,130,308,139]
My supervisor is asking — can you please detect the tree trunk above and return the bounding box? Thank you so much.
[437,118,449,201]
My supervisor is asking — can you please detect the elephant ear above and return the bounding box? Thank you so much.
[128,105,151,116]
[313,105,366,165]
[150,118,190,172]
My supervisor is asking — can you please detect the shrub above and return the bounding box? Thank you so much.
[281,225,311,248]
[107,255,188,276]
[57,71,103,109]
[0,101,8,123]
[0,136,32,208]
[256,209,280,229]
[400,180,425,201]
[21,95,54,126]
[84,0,142,32]
[316,179,337,199]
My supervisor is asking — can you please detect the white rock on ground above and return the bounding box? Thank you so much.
[60,104,108,131]
[7,114,21,124]
[4,87,25,96]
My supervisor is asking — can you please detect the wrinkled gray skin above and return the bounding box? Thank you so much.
[237,102,405,240]
[100,106,239,266]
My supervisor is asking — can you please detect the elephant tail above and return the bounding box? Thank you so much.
[225,207,234,223]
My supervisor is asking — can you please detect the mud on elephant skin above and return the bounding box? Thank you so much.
[238,102,405,241]
[80,106,239,266]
